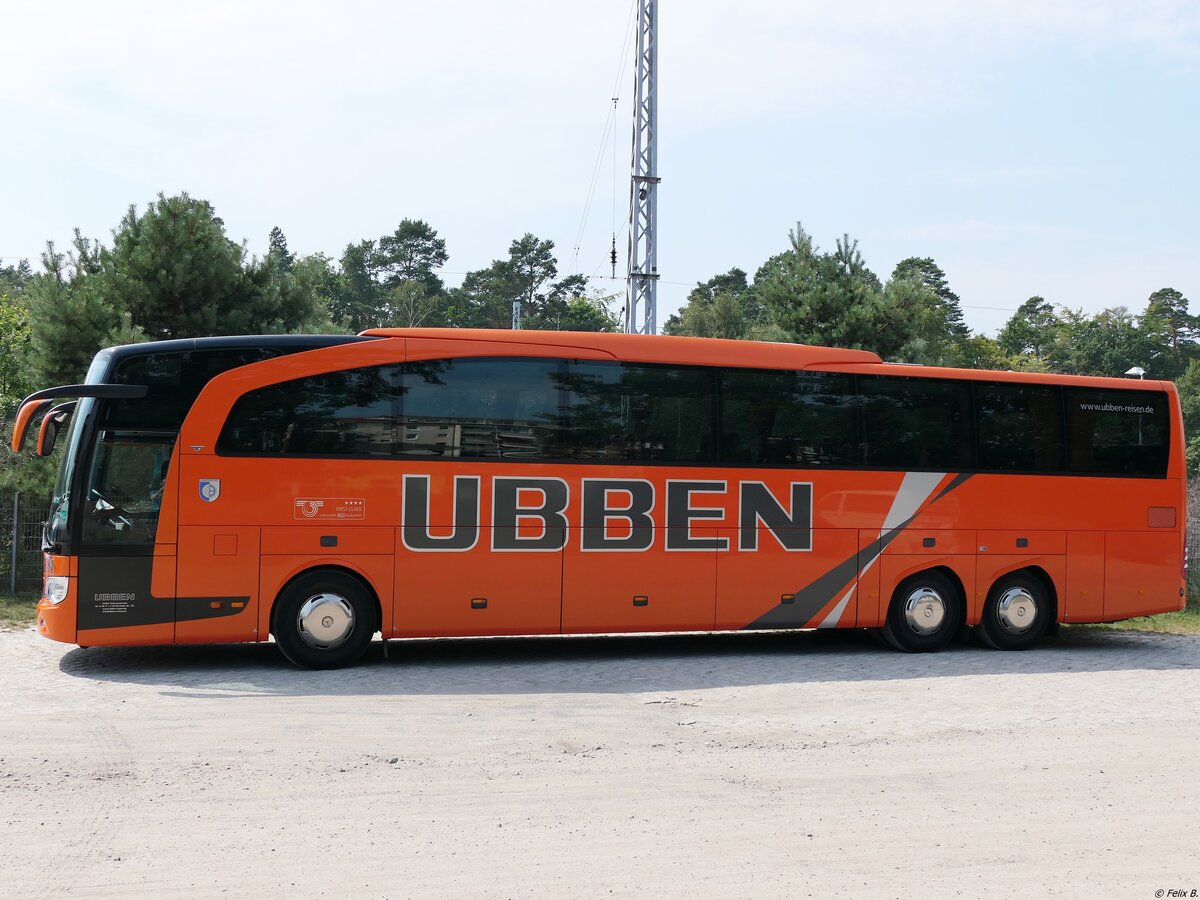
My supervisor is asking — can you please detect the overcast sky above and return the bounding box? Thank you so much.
[2,0,1197,336]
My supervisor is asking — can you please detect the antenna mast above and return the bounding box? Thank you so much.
[624,0,659,335]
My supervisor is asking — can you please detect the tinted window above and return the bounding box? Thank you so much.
[105,348,282,429]
[81,431,176,545]
[398,358,569,459]
[1065,388,1169,476]
[720,369,859,466]
[219,365,403,456]
[977,383,1065,472]
[861,376,974,469]
[219,358,571,460]
[564,361,715,463]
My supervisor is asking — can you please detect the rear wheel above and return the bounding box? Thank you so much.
[977,572,1049,651]
[272,570,375,669]
[881,571,962,653]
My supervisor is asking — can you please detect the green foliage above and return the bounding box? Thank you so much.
[267,226,295,271]
[106,194,323,339]
[0,293,33,416]
[334,239,384,331]
[1175,360,1200,476]
[1141,287,1197,379]
[332,220,450,331]
[754,225,951,360]
[377,219,449,296]
[0,259,31,296]
[25,238,122,385]
[444,233,607,332]
[663,269,773,340]
[1047,306,1161,378]
[24,195,330,384]
[553,292,621,332]
[955,336,1010,370]
[891,256,969,340]
[996,296,1060,359]
[290,253,348,334]
[993,293,1187,380]
[666,231,973,364]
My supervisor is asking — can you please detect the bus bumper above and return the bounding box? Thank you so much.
[37,590,77,645]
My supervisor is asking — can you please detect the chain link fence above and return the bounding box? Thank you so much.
[0,492,50,595]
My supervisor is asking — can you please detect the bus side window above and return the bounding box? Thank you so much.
[719,369,859,467]
[860,376,974,471]
[977,383,1065,472]
[398,358,569,460]
[1065,388,1169,477]
[564,361,715,464]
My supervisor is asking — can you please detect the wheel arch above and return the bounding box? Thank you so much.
[887,563,969,623]
[268,564,383,637]
[988,565,1059,625]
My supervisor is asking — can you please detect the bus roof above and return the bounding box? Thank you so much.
[362,328,1170,392]
[95,334,373,366]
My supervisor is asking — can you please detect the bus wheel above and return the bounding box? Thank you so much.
[881,572,962,653]
[977,573,1049,651]
[272,571,375,670]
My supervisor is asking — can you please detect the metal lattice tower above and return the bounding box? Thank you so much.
[624,0,659,335]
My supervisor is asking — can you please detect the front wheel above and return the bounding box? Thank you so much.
[977,572,1049,651]
[881,571,962,653]
[272,570,376,669]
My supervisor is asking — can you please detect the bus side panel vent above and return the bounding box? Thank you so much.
[1148,507,1177,528]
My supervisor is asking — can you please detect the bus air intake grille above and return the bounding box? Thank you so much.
[1148,507,1177,528]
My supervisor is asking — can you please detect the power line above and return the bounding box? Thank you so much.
[567,0,639,277]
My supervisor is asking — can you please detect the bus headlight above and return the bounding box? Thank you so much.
[44,576,69,605]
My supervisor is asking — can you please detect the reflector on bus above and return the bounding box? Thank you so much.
[8,384,149,453]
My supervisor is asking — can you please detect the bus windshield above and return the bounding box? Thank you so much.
[45,397,92,548]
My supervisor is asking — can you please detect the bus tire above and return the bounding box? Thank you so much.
[881,571,962,653]
[977,572,1049,651]
[272,570,375,670]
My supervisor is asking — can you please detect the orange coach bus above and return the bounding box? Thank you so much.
[9,328,1186,668]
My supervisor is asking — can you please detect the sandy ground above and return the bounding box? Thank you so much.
[1,626,1198,899]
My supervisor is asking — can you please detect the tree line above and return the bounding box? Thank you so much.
[1,194,1197,495]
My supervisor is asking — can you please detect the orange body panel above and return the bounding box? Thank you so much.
[262,526,395,556]
[396,529,563,637]
[563,528,717,633]
[176,526,261,644]
[38,329,1188,650]
[715,528,859,629]
[36,562,77,644]
[857,545,884,628]
[1064,532,1106,621]
[1104,532,1184,619]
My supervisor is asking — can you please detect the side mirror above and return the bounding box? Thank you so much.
[36,402,76,457]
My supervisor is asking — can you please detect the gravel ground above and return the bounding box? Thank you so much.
[1,626,1198,899]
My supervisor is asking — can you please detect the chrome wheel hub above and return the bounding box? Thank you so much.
[297,593,355,649]
[903,587,947,635]
[996,587,1037,635]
